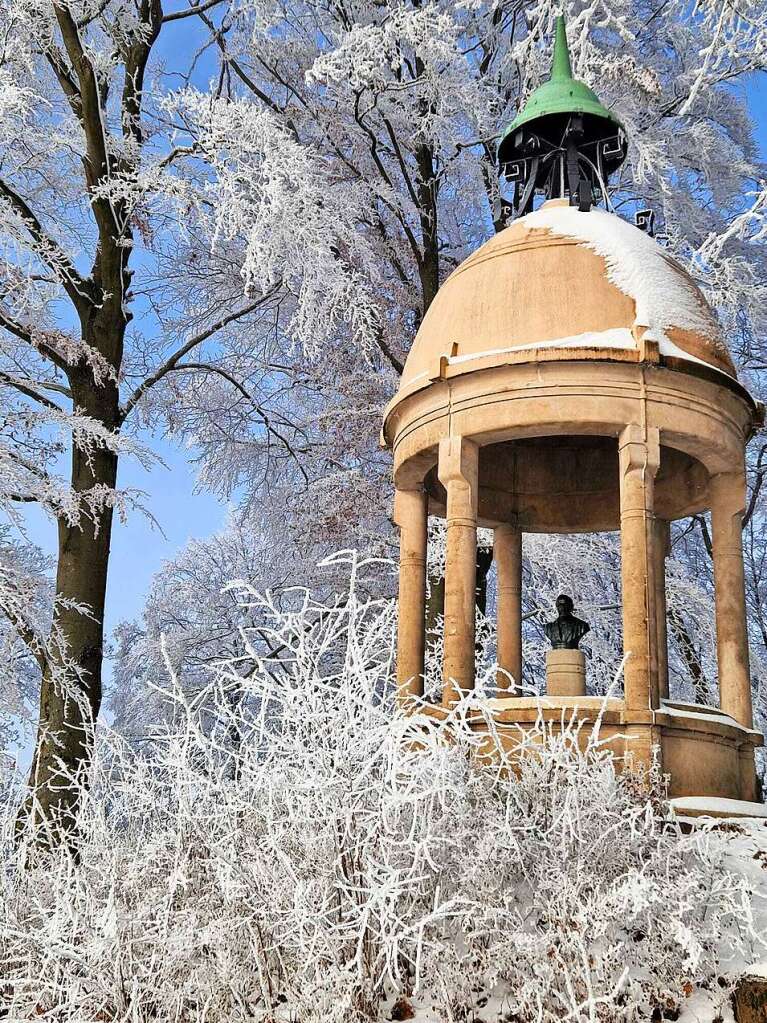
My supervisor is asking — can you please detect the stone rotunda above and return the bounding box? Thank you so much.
[382,19,764,804]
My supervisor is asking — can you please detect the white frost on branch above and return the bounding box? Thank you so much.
[168,92,384,361]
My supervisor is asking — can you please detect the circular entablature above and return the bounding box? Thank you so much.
[389,361,754,495]
[423,435,709,532]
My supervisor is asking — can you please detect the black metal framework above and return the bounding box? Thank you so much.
[499,112,628,217]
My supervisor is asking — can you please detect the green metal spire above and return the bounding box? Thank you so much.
[551,15,572,81]
[499,15,623,149]
[497,15,627,214]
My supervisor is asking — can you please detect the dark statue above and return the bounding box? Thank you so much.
[544,594,590,650]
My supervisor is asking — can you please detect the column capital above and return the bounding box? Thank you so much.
[438,436,479,522]
[393,486,426,529]
[438,436,479,487]
[494,519,520,538]
[709,470,747,520]
[619,424,660,477]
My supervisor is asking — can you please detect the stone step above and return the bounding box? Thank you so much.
[669,796,767,821]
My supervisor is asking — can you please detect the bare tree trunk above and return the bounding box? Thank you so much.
[475,546,493,616]
[425,572,445,641]
[27,345,123,841]
[668,606,708,704]
[425,547,493,645]
[415,141,440,312]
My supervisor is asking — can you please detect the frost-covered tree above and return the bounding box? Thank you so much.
[3,0,767,835]
[0,0,315,832]
[110,509,403,740]
[110,512,310,739]
[0,532,54,751]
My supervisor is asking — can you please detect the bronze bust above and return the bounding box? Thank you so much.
[544,594,590,650]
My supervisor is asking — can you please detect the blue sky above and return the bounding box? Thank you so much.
[20,436,225,642]
[18,10,228,652]
[749,76,767,152]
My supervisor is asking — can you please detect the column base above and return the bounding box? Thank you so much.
[739,745,759,803]
[546,649,586,697]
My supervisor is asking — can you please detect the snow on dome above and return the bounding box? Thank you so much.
[523,203,727,363]
[391,200,739,411]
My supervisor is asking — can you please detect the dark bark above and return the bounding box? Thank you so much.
[18,0,163,847]
[424,546,494,643]
[26,337,123,842]
[425,572,445,641]
[475,546,493,616]
[668,606,708,704]
[415,141,440,312]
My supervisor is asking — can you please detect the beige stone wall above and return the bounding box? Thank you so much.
[474,700,762,801]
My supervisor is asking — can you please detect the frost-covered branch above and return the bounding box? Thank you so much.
[120,293,278,420]
[6,554,765,1020]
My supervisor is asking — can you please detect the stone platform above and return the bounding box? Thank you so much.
[466,696,764,802]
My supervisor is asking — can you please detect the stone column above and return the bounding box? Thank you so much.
[393,487,428,707]
[618,425,661,712]
[653,518,671,702]
[710,470,753,729]
[438,436,479,708]
[495,523,522,694]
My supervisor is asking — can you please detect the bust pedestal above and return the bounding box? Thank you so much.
[546,649,586,697]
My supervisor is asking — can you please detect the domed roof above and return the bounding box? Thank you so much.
[390,202,736,417]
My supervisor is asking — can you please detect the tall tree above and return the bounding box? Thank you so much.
[0,0,295,834]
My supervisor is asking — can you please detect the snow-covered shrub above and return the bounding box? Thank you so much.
[1,552,764,1022]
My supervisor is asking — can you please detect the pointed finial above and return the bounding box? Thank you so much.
[496,13,627,215]
[551,16,573,81]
